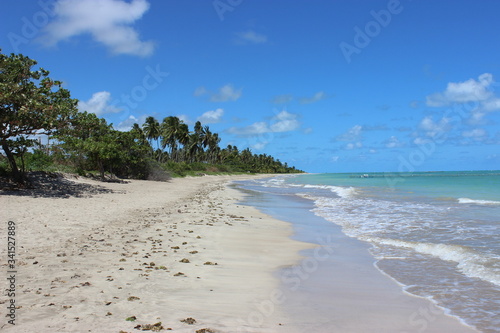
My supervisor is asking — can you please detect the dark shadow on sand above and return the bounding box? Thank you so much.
[0,171,117,198]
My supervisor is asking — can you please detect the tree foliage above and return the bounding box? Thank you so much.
[0,51,78,182]
[0,52,303,182]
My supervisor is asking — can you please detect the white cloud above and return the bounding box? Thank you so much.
[346,142,362,150]
[235,30,268,44]
[251,142,268,150]
[385,136,404,148]
[482,98,500,111]
[227,111,300,137]
[418,116,451,138]
[40,0,154,57]
[270,110,300,132]
[211,84,242,102]
[78,91,121,115]
[115,114,139,131]
[228,121,269,136]
[335,125,362,142]
[197,108,224,124]
[333,125,363,150]
[413,137,431,145]
[426,73,494,107]
[299,91,328,104]
[462,128,487,140]
[177,114,192,125]
[196,84,242,102]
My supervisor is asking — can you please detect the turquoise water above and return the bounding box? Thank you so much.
[291,171,500,202]
[239,171,500,332]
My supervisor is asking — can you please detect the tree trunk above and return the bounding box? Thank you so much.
[1,140,24,184]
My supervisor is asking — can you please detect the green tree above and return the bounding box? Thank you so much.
[160,116,182,162]
[142,116,160,159]
[55,112,119,179]
[0,51,78,183]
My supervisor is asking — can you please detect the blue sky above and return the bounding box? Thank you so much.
[2,0,500,173]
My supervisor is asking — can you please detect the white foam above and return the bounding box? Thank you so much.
[303,184,357,198]
[458,198,500,205]
[368,237,500,286]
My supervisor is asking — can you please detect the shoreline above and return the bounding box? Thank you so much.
[234,180,479,333]
[1,174,311,332]
[1,174,481,332]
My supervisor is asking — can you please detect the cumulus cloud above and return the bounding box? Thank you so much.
[228,122,268,136]
[346,142,362,150]
[115,114,142,131]
[418,116,452,138]
[333,125,363,150]
[251,142,269,150]
[384,136,405,148]
[426,73,494,107]
[39,0,154,57]
[227,111,300,137]
[299,91,328,104]
[235,30,268,44]
[335,125,362,142]
[482,98,500,111]
[177,114,192,125]
[78,91,121,115]
[270,110,300,132]
[211,84,242,102]
[197,108,224,124]
[462,128,487,140]
[195,84,242,102]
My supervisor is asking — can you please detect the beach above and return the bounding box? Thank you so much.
[1,174,481,332]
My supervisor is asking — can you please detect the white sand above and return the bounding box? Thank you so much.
[1,175,309,332]
[0,174,480,332]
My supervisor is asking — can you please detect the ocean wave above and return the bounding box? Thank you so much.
[458,198,500,205]
[368,237,500,286]
[303,184,357,198]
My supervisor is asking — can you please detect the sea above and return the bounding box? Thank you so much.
[235,171,500,333]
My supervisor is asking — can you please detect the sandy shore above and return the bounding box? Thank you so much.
[239,185,479,333]
[0,174,480,332]
[1,175,310,332]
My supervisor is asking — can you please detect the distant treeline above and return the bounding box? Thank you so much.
[0,51,303,183]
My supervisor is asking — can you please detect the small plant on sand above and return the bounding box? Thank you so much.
[126,316,137,321]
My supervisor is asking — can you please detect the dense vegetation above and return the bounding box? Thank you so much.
[0,51,303,183]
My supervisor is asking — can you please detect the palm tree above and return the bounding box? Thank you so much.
[142,116,160,159]
[176,122,190,162]
[187,121,205,162]
[161,116,181,162]
[206,131,221,163]
[131,123,148,146]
